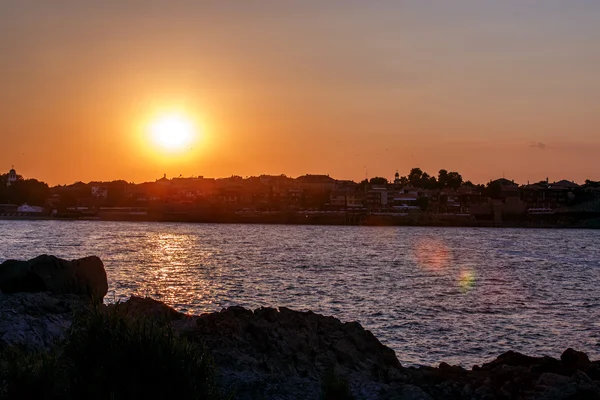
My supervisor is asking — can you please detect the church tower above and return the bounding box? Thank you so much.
[394,170,400,185]
[7,167,17,187]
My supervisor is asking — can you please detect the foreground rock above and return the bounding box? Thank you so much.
[0,255,106,351]
[401,348,600,400]
[0,292,84,351]
[0,255,107,301]
[118,297,600,400]
[178,304,403,399]
[2,255,600,399]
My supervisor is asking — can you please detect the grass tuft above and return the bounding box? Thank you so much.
[321,369,355,400]
[0,306,225,400]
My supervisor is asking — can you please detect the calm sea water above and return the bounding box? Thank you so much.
[1,220,599,367]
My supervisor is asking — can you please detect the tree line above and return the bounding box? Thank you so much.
[363,168,468,190]
[0,173,50,206]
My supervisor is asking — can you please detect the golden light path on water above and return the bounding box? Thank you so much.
[138,233,216,309]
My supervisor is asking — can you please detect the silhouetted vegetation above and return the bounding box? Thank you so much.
[368,177,388,185]
[484,180,503,198]
[0,175,49,206]
[0,308,224,400]
[585,180,600,188]
[321,370,355,400]
[415,196,429,212]
[396,167,465,190]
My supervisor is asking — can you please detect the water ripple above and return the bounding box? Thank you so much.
[1,221,599,367]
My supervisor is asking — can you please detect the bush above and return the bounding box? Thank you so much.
[0,308,224,400]
[0,347,65,400]
[321,370,355,400]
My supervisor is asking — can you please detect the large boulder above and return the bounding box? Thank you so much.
[107,295,185,321]
[169,304,404,400]
[561,348,591,372]
[0,255,107,302]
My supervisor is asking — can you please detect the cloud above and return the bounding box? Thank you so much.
[530,142,547,150]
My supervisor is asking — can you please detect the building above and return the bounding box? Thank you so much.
[366,186,388,211]
[520,180,580,210]
[329,189,365,209]
[394,171,401,185]
[7,167,17,187]
[91,186,108,199]
[295,174,338,191]
[17,204,44,214]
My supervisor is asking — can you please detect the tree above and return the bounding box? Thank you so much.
[462,181,485,193]
[357,179,369,191]
[421,173,438,190]
[369,177,388,185]
[438,169,449,188]
[408,168,423,187]
[4,179,50,206]
[415,196,429,212]
[446,172,463,189]
[397,175,409,185]
[484,180,503,198]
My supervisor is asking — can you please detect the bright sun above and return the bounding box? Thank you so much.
[150,114,195,150]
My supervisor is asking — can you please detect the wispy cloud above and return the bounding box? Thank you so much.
[530,142,547,150]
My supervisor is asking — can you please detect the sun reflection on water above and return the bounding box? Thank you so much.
[136,233,212,307]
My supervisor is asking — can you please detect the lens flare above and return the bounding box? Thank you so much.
[412,238,451,271]
[458,269,476,292]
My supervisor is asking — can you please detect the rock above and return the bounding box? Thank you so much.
[173,305,403,399]
[109,296,185,321]
[480,350,545,370]
[534,371,600,400]
[0,255,107,302]
[536,373,573,388]
[0,291,85,351]
[379,384,434,400]
[438,362,468,377]
[561,348,591,371]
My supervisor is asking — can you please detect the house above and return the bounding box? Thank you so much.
[365,186,388,210]
[91,186,108,199]
[329,189,365,209]
[295,174,338,191]
[521,180,580,210]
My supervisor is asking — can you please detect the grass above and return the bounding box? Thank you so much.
[321,370,356,400]
[0,307,225,400]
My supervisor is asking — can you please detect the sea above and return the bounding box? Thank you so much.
[1,220,599,367]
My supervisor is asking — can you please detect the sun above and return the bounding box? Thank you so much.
[150,114,195,150]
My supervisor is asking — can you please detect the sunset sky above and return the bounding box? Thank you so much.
[1,1,599,186]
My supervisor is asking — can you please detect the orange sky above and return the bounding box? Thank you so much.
[1,1,599,186]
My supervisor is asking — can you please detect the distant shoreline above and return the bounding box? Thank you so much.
[1,213,598,229]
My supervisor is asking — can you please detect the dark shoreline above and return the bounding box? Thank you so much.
[1,214,599,229]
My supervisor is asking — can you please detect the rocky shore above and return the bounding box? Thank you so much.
[1,255,599,399]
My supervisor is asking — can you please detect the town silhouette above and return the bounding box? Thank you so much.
[2,166,599,227]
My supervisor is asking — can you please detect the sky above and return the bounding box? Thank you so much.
[1,1,599,185]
